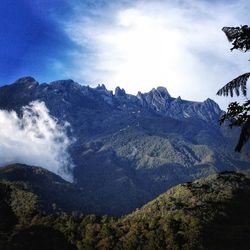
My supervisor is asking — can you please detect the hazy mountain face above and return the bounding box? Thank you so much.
[0,76,249,215]
[0,101,74,181]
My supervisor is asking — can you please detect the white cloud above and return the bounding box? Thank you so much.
[0,101,74,182]
[64,0,250,109]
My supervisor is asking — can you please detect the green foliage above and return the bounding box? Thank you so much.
[219,100,250,127]
[217,73,250,97]
[217,25,250,152]
[1,165,250,249]
[75,122,250,216]
[0,164,97,214]
[222,25,250,52]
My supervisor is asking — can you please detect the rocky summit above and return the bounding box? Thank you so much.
[0,76,249,216]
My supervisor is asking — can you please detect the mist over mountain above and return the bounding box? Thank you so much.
[0,76,249,215]
[0,101,74,181]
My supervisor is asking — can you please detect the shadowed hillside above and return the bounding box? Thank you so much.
[1,164,250,249]
[1,77,250,215]
[0,164,97,215]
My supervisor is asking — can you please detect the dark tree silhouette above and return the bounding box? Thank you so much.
[217,25,250,152]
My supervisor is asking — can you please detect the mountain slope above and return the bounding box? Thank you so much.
[1,77,250,215]
[123,171,250,249]
[1,165,250,249]
[0,164,96,215]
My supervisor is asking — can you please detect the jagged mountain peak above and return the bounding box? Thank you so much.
[202,97,222,114]
[95,83,107,91]
[145,86,172,99]
[173,96,182,102]
[155,86,171,98]
[204,98,219,107]
[115,86,126,96]
[14,76,39,88]
[49,79,80,89]
[137,86,171,98]
[94,84,113,98]
[14,76,37,84]
[136,86,173,114]
[0,76,223,123]
[0,76,249,217]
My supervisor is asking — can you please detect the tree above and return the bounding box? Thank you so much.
[217,25,250,152]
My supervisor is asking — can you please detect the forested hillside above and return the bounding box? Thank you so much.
[1,164,250,249]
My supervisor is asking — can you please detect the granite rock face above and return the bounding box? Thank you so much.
[0,77,222,123]
[0,76,249,215]
[137,86,221,122]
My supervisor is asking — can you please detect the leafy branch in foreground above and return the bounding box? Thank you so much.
[222,25,250,52]
[217,25,250,152]
[217,73,250,97]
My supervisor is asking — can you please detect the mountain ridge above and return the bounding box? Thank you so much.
[0,76,249,216]
[0,164,96,215]
[1,76,222,123]
[1,164,250,249]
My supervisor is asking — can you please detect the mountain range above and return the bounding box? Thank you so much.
[0,76,250,216]
[1,164,250,249]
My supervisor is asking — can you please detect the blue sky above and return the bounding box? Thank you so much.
[0,0,250,109]
[0,0,75,83]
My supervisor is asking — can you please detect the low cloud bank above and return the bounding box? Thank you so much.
[0,101,74,182]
